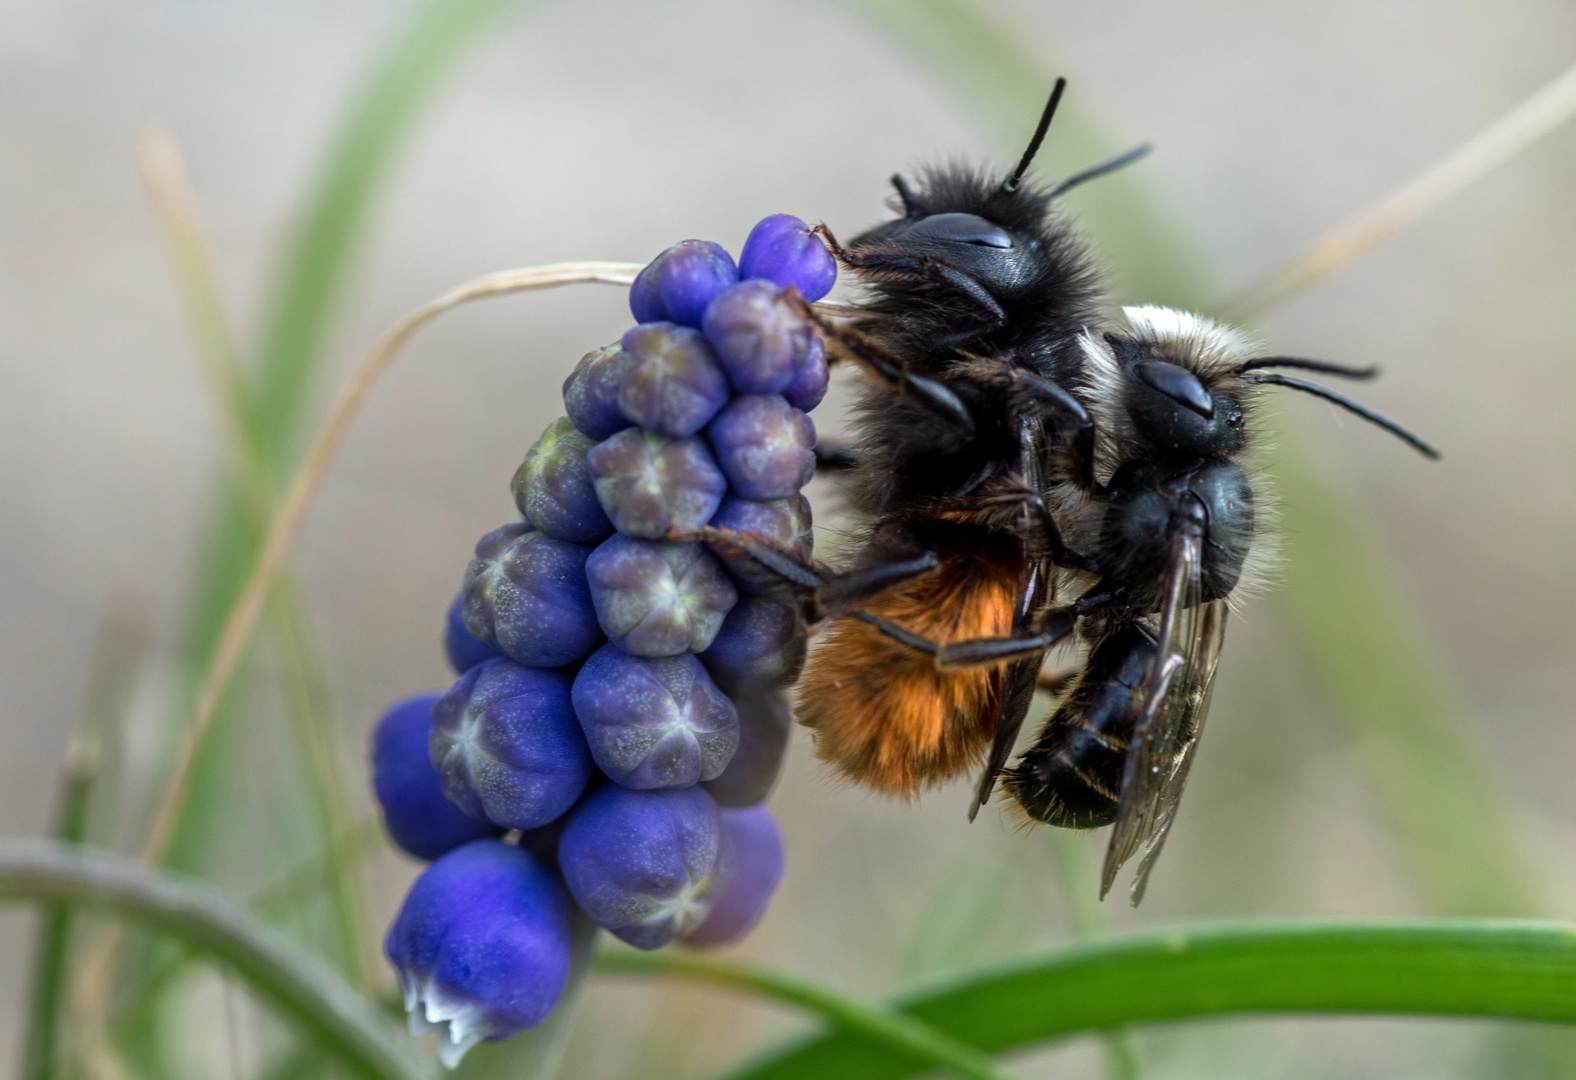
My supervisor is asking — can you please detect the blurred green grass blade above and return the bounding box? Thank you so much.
[251,0,538,463]
[826,0,1205,309]
[724,919,1576,1080]
[22,745,100,1080]
[143,126,376,980]
[1268,421,1540,914]
[838,0,1537,918]
[21,602,151,1080]
[596,949,1023,1080]
[0,841,426,1080]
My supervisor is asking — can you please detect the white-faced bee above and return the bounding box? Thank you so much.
[705,80,1438,901]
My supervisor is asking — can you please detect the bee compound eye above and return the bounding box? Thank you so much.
[905,212,1014,249]
[1133,359,1214,419]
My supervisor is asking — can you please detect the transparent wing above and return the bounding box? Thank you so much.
[1100,531,1229,904]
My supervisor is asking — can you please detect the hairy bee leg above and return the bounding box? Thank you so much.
[788,293,976,436]
[812,225,1007,339]
[813,441,860,473]
[935,585,1119,669]
[666,525,939,620]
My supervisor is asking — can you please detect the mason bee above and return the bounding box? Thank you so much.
[705,80,1438,901]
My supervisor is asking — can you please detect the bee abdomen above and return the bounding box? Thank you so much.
[1003,624,1155,827]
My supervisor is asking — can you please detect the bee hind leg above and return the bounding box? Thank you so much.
[666,524,939,622]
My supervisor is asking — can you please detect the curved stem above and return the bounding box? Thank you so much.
[139,261,642,869]
[0,841,426,1080]
[726,919,1576,1080]
[595,948,1022,1080]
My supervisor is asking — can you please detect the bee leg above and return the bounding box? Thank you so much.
[813,441,860,473]
[666,524,939,621]
[934,585,1119,669]
[788,294,976,436]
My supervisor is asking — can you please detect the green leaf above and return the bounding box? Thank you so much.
[724,920,1576,1080]
[0,841,427,1080]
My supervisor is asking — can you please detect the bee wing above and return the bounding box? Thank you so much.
[1100,531,1229,904]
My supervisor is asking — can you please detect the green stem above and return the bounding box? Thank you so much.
[21,742,98,1080]
[728,919,1576,1080]
[594,948,1022,1080]
[0,841,425,1080]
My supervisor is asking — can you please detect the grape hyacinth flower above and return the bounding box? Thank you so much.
[443,592,501,674]
[703,690,793,808]
[371,693,502,860]
[586,429,727,538]
[738,214,837,302]
[430,660,593,830]
[572,644,739,789]
[512,417,614,544]
[562,343,637,441]
[630,239,739,326]
[618,323,731,438]
[461,523,602,667]
[585,535,736,656]
[559,784,732,948]
[707,394,816,501]
[386,840,573,1066]
[682,805,785,948]
[701,279,817,395]
[378,215,835,1058]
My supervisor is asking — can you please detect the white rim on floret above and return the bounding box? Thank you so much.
[404,973,495,1069]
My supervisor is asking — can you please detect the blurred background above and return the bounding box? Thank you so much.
[3,0,1575,1077]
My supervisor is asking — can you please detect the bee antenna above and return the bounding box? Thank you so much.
[1237,356,1378,379]
[1003,77,1067,194]
[890,173,924,217]
[1046,143,1152,200]
[1242,373,1440,458]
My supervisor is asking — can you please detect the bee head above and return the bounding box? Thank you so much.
[1099,307,1256,459]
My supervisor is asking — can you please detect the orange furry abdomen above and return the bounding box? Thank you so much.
[795,548,1022,797]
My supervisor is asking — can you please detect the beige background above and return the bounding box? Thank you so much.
[2,1,1575,1076]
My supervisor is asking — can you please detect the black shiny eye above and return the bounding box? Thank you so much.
[904,212,1014,249]
[1134,359,1213,418]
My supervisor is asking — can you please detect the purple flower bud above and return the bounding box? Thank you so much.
[461,524,603,668]
[703,690,792,808]
[571,645,738,789]
[700,280,817,395]
[586,536,737,657]
[781,334,829,412]
[444,592,502,674]
[681,806,785,948]
[559,785,732,949]
[562,343,637,441]
[629,262,667,325]
[738,214,836,302]
[586,429,727,539]
[707,395,816,501]
[707,494,812,596]
[512,417,615,544]
[371,693,502,861]
[617,323,730,438]
[657,240,739,327]
[386,840,572,1066]
[431,660,593,830]
[699,594,806,693]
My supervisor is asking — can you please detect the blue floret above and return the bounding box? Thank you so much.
[586,429,728,539]
[430,659,594,830]
[371,693,503,860]
[443,592,502,674]
[571,644,739,789]
[738,214,836,303]
[512,417,615,544]
[461,523,603,668]
[558,784,732,949]
[707,394,816,501]
[386,840,573,1066]
[618,323,731,438]
[585,535,737,657]
[681,805,785,948]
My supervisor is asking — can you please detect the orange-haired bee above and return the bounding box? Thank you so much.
[703,81,1438,900]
